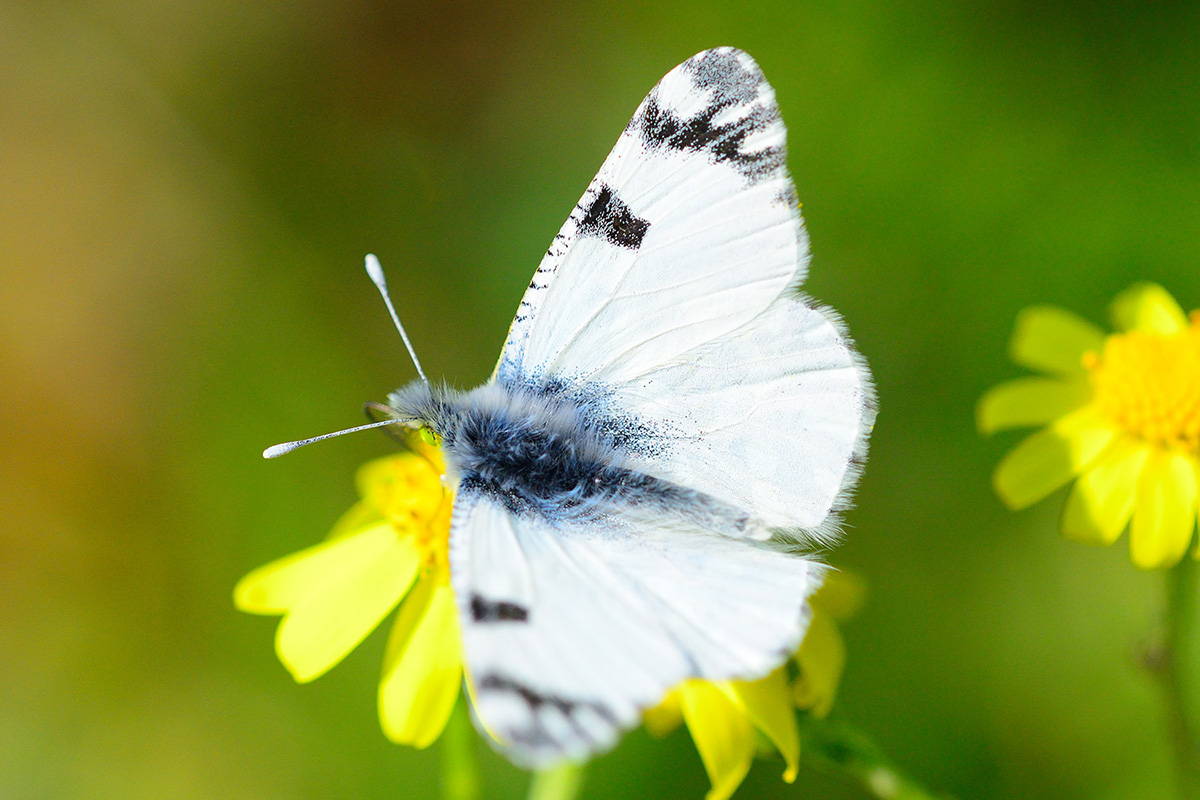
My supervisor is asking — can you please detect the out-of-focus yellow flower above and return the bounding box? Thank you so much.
[643,573,863,800]
[235,442,462,747]
[979,284,1200,569]
[793,570,863,718]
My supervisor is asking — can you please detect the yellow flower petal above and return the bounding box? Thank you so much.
[274,524,421,682]
[458,662,506,749]
[643,688,684,737]
[731,666,800,782]
[680,681,756,800]
[1196,505,1200,559]
[1130,450,1199,569]
[792,612,845,719]
[326,497,384,542]
[992,408,1119,510]
[1009,306,1105,377]
[1110,283,1188,336]
[1061,438,1150,545]
[235,521,406,614]
[977,377,1093,434]
[379,577,463,748]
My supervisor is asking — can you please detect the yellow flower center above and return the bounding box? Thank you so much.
[1085,312,1200,452]
[364,448,453,577]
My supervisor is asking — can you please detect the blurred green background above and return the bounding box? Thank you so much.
[4,1,1200,797]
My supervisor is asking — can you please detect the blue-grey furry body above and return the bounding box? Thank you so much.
[387,378,764,538]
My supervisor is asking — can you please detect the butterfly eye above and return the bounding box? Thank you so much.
[419,426,441,447]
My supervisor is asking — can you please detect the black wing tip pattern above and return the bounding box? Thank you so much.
[631,47,786,184]
[683,48,765,98]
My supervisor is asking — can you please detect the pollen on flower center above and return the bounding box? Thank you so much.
[365,449,454,575]
[1085,313,1200,452]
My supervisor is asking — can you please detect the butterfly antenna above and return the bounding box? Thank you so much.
[365,254,429,383]
[263,418,403,459]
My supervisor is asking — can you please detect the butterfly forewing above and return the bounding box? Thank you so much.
[496,48,805,386]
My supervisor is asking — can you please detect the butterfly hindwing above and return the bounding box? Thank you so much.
[609,294,874,535]
[449,486,820,767]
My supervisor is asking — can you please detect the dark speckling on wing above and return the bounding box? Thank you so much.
[684,48,764,105]
[633,47,784,183]
[475,673,619,753]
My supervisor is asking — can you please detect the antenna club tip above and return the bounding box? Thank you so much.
[364,253,386,286]
[263,444,290,459]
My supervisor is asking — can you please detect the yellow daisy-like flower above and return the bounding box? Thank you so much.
[235,442,461,747]
[979,283,1200,569]
[643,574,862,800]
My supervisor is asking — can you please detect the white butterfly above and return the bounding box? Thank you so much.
[271,47,874,768]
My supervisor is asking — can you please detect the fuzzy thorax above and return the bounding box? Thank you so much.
[385,380,770,539]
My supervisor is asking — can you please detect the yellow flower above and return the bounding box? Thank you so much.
[793,570,863,718]
[643,574,862,800]
[979,284,1200,569]
[235,442,462,747]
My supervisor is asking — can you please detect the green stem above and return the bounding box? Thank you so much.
[440,699,480,800]
[1159,555,1200,799]
[526,762,586,800]
[797,716,950,800]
